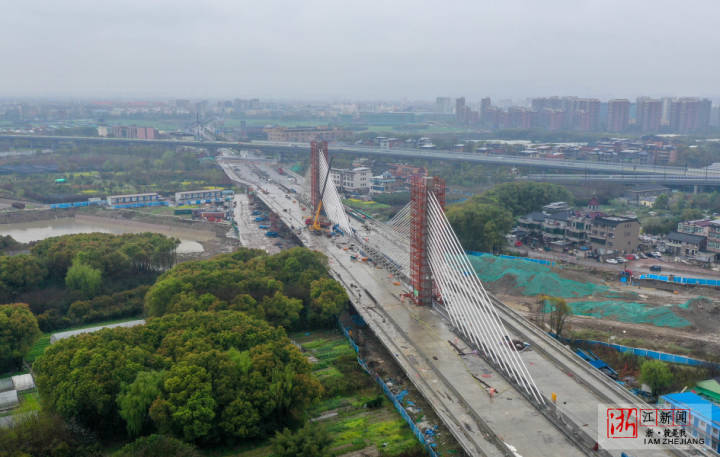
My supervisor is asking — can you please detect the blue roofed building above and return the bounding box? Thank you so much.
[660,391,720,454]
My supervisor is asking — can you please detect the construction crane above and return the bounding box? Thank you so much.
[311,158,333,234]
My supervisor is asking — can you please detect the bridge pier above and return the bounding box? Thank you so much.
[410,176,445,306]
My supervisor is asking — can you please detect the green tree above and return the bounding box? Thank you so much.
[0,255,47,293]
[65,259,102,298]
[653,193,669,210]
[447,203,513,252]
[271,422,332,457]
[118,370,165,437]
[639,360,673,396]
[0,412,102,457]
[542,296,572,337]
[116,434,200,457]
[33,310,321,444]
[0,303,40,371]
[308,278,348,327]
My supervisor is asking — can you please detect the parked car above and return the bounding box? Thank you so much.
[651,251,662,258]
[624,254,636,260]
[606,258,619,264]
[615,257,627,263]
[650,265,662,272]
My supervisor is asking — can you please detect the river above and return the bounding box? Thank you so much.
[0,216,209,254]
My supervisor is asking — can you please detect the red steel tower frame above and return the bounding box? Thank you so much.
[410,175,445,306]
[310,141,329,212]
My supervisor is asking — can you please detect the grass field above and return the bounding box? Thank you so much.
[210,330,422,457]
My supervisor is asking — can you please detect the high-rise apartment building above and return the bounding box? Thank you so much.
[435,97,453,113]
[480,97,491,123]
[607,99,630,132]
[573,98,601,131]
[455,97,466,123]
[669,98,712,133]
[636,97,663,132]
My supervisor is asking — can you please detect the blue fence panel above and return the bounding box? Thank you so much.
[640,273,718,287]
[573,339,720,370]
[339,321,440,457]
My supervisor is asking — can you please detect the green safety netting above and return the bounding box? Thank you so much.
[469,254,693,328]
[468,255,607,297]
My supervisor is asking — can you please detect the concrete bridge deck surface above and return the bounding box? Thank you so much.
[220,157,693,457]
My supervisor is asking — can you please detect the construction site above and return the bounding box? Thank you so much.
[218,142,717,457]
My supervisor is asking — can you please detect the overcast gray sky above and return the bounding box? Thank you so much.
[2,0,719,101]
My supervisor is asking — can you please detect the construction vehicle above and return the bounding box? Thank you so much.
[310,158,333,236]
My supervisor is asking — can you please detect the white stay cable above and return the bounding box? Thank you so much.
[426,192,545,404]
[318,154,352,234]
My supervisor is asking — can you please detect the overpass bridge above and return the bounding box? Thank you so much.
[3,133,720,180]
[220,147,709,457]
[520,173,720,187]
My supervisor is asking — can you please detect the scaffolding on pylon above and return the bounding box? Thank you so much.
[410,176,445,306]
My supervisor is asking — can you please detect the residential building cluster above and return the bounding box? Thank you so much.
[515,200,641,256]
[447,96,716,133]
[331,162,426,195]
[97,125,159,139]
[513,138,680,165]
[668,218,720,263]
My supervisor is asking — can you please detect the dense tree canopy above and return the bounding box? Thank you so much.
[447,203,513,252]
[271,422,332,457]
[0,303,40,371]
[144,247,347,329]
[116,434,200,457]
[32,232,179,279]
[0,412,102,457]
[0,255,47,302]
[0,233,176,331]
[478,182,574,217]
[65,259,103,298]
[33,310,322,445]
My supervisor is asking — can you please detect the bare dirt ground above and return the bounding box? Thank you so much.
[488,256,720,361]
[497,290,720,360]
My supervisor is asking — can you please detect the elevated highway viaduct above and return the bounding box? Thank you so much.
[3,133,720,180]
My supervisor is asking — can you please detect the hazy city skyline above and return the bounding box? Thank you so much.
[2,0,720,100]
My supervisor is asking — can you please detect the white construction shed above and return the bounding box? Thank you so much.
[0,390,19,411]
[50,319,146,343]
[11,374,35,392]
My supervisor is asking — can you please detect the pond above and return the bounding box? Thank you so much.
[0,217,207,254]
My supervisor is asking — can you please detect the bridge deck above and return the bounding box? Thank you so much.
[221,156,698,457]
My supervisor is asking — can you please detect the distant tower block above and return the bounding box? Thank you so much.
[410,175,445,306]
[310,141,329,211]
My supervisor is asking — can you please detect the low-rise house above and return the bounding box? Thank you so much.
[665,231,707,257]
[587,215,640,255]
